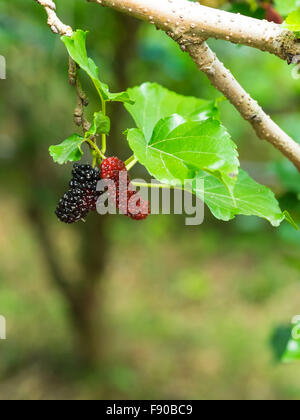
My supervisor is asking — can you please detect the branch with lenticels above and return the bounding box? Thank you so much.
[87,0,300,62]
[36,0,300,171]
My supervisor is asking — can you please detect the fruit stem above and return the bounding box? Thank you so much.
[125,155,138,171]
[92,151,97,168]
[92,79,107,155]
[131,181,183,191]
[101,99,107,155]
[86,138,106,161]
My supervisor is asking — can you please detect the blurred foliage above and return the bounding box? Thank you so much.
[1,0,300,400]
[282,331,300,363]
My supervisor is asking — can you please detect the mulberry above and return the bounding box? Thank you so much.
[55,164,101,223]
[100,157,150,221]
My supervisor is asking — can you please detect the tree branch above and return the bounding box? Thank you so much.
[88,0,300,62]
[187,42,300,171]
[69,58,92,133]
[35,0,300,170]
[88,0,300,171]
[34,0,73,36]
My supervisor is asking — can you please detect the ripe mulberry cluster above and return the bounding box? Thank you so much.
[55,164,101,224]
[101,157,150,220]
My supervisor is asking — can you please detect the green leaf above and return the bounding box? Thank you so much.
[86,111,110,137]
[61,30,132,103]
[284,9,300,34]
[127,115,239,190]
[152,115,239,189]
[128,121,286,225]
[192,170,286,227]
[127,127,195,186]
[125,82,220,142]
[49,134,84,164]
[274,0,300,16]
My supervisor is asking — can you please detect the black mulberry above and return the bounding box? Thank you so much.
[55,164,101,224]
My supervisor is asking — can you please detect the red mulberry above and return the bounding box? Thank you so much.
[100,157,150,221]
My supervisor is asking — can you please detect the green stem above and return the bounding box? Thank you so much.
[92,151,97,168]
[86,138,106,161]
[131,181,184,191]
[101,99,107,155]
[92,80,107,155]
[125,155,138,171]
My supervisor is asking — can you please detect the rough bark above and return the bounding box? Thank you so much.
[88,0,300,61]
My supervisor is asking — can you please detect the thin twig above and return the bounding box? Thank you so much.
[36,1,94,142]
[34,0,73,36]
[69,58,91,133]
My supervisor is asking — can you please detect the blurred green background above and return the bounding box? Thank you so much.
[1,0,300,400]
